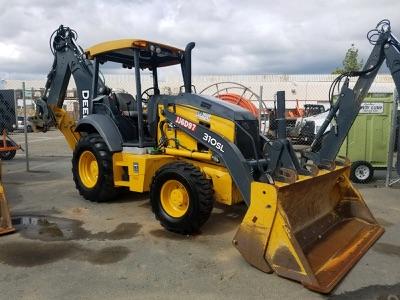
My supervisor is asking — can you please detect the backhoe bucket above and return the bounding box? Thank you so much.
[233,165,384,293]
[0,163,15,236]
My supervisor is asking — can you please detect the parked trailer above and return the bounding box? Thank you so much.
[339,93,395,183]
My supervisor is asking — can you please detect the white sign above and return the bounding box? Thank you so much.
[360,102,384,114]
[196,111,211,122]
[17,99,34,106]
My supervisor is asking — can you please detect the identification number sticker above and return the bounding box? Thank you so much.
[175,116,197,131]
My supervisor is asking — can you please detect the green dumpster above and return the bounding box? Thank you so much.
[339,93,394,183]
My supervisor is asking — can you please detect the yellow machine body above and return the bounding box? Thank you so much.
[111,102,242,205]
[112,153,241,205]
[0,163,15,236]
[157,103,236,151]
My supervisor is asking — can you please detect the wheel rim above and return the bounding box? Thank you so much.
[78,150,99,188]
[160,179,189,218]
[355,165,370,180]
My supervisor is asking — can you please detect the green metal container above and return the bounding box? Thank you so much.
[339,93,393,183]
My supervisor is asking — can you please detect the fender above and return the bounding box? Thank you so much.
[75,114,123,152]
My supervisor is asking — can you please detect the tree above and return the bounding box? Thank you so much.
[332,44,363,74]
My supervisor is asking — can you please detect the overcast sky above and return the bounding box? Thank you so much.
[0,0,398,79]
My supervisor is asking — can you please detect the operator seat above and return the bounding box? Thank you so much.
[114,92,136,116]
[108,92,139,143]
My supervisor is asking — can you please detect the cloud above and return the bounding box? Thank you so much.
[0,0,399,79]
[0,42,22,60]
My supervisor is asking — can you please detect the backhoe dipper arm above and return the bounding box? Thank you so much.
[308,20,400,164]
[35,25,107,132]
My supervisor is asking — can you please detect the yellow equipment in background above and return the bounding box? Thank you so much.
[0,162,15,236]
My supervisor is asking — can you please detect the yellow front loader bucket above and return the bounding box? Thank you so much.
[0,163,15,236]
[233,165,384,293]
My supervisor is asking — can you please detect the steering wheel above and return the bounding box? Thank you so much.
[141,87,156,104]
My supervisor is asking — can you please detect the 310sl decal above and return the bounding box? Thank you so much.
[202,133,225,153]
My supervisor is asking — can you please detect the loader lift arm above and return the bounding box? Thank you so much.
[307,20,400,164]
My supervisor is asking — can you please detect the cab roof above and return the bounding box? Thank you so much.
[85,39,184,69]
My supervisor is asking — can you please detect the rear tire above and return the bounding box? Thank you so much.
[150,161,214,234]
[0,140,17,160]
[72,133,118,202]
[350,161,374,184]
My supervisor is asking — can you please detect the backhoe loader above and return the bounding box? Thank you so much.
[32,20,400,293]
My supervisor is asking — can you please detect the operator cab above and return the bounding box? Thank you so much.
[85,39,195,147]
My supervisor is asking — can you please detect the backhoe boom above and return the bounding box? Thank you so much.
[308,20,400,164]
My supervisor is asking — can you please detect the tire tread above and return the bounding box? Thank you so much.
[72,133,118,202]
[150,161,214,234]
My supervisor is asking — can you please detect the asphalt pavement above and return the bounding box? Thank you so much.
[0,131,399,300]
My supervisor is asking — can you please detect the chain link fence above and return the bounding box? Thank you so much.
[0,85,23,162]
[386,90,400,187]
[0,82,49,170]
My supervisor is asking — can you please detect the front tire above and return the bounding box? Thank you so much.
[350,161,374,184]
[72,133,118,202]
[150,161,214,234]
